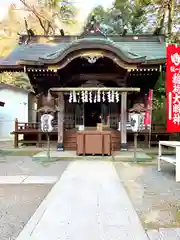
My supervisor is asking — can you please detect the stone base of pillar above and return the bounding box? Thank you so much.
[121,143,127,151]
[57,143,63,151]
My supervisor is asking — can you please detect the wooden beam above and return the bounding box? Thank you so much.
[50,87,140,92]
[70,74,126,81]
[57,92,64,151]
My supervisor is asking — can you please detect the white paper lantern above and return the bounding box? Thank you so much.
[130,113,140,132]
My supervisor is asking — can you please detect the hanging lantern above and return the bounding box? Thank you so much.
[115,91,119,102]
[69,91,73,103]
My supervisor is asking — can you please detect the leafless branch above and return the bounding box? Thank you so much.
[19,0,55,35]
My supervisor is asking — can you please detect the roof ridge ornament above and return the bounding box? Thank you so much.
[80,12,108,39]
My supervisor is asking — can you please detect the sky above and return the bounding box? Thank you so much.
[0,0,113,21]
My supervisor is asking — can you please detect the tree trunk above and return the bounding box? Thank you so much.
[167,0,174,37]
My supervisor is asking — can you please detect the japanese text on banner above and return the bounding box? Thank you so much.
[166,46,180,132]
[171,56,180,125]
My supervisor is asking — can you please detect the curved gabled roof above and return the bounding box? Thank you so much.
[0,34,166,69]
[39,37,146,65]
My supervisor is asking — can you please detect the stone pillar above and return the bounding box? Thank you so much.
[57,92,64,151]
[120,92,127,151]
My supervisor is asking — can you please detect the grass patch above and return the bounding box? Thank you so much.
[113,158,153,163]
[142,218,180,230]
[33,156,113,163]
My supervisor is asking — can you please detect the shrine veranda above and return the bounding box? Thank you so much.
[0,32,169,151]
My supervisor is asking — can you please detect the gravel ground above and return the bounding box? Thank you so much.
[0,156,70,176]
[114,161,180,229]
[0,184,53,240]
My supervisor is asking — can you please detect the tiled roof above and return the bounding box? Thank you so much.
[0,34,166,67]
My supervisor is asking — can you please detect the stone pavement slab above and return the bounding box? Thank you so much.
[22,176,58,184]
[16,160,148,240]
[0,176,58,184]
[0,175,27,184]
[0,156,69,176]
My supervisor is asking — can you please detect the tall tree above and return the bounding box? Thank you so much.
[87,0,179,38]
[19,0,77,35]
[87,1,152,35]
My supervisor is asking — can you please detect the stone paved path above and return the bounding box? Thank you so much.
[0,176,58,184]
[16,160,148,240]
[0,156,69,176]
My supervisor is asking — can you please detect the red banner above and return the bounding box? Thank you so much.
[166,45,180,132]
[144,89,153,125]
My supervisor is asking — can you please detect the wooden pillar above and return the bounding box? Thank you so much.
[37,97,41,147]
[37,118,41,148]
[57,92,64,151]
[14,118,19,148]
[120,92,127,151]
[144,93,148,147]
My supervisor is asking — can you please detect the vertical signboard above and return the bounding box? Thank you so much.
[166,45,180,132]
[144,89,153,126]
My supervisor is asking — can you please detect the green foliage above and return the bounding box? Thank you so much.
[87,0,179,39]
[0,72,32,90]
[152,71,166,125]
[152,98,166,125]
[87,0,152,34]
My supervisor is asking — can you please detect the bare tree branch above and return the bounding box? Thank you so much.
[19,0,55,35]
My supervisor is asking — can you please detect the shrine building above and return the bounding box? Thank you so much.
[0,27,166,154]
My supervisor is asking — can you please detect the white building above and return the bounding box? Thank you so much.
[0,84,35,140]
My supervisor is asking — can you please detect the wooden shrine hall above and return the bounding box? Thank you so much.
[0,27,166,154]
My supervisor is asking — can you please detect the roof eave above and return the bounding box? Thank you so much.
[143,58,165,65]
[0,65,24,71]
